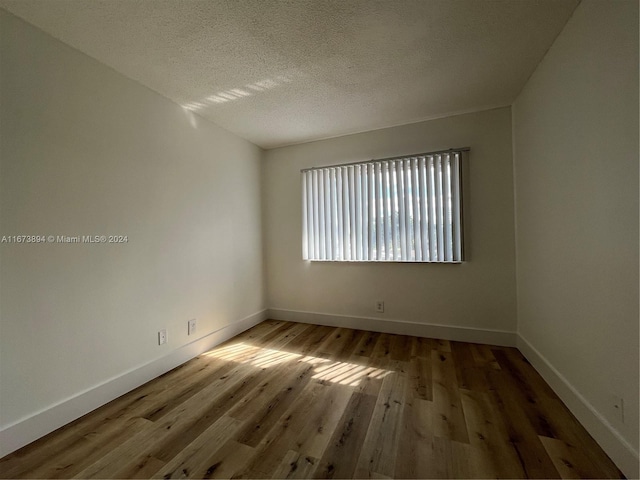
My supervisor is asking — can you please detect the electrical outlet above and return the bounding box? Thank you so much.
[375,301,385,313]
[611,395,624,423]
[188,318,197,336]
[158,329,167,345]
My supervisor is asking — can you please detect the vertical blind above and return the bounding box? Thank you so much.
[301,150,464,262]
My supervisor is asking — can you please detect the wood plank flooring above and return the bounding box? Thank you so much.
[0,320,625,479]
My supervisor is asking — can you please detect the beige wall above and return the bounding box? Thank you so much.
[264,107,517,334]
[0,11,265,428]
[513,0,639,471]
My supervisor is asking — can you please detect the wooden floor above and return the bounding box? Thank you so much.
[0,320,624,479]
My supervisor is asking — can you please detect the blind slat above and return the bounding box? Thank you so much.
[377,164,382,260]
[336,168,344,260]
[427,157,438,260]
[443,155,453,261]
[383,162,392,260]
[391,162,400,260]
[312,171,319,259]
[302,172,308,259]
[355,165,363,260]
[332,169,339,260]
[412,158,422,262]
[435,156,444,262]
[362,165,369,260]
[348,166,355,261]
[368,164,376,260]
[418,157,430,261]
[452,154,462,261]
[404,160,413,260]
[307,174,313,259]
[324,170,331,259]
[398,161,407,261]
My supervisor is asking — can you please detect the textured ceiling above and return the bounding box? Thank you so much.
[1,0,579,149]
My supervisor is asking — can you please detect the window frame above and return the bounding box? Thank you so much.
[301,148,467,263]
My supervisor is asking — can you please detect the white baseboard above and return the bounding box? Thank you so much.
[267,308,516,347]
[0,309,268,459]
[517,334,639,479]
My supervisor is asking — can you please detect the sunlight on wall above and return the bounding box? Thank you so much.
[203,342,390,386]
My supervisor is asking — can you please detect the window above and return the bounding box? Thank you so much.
[302,149,465,262]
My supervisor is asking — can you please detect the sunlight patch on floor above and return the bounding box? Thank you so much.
[203,342,391,386]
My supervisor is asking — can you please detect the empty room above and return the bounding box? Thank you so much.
[0,0,637,478]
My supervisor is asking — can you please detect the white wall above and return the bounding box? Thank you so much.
[512,0,639,475]
[0,9,265,442]
[264,108,517,340]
